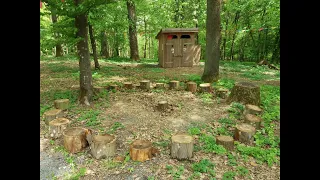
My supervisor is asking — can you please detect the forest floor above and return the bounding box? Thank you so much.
[40,55,280,180]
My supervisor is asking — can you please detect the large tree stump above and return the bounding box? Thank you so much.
[129,140,153,162]
[216,88,229,99]
[63,127,89,153]
[226,82,261,105]
[140,80,151,90]
[216,135,234,151]
[124,82,133,89]
[186,82,197,93]
[234,123,256,145]
[155,83,165,89]
[199,83,212,93]
[169,80,179,90]
[244,114,262,130]
[171,134,194,160]
[157,101,168,111]
[87,134,116,159]
[44,109,64,125]
[49,118,70,139]
[243,104,263,115]
[54,99,70,110]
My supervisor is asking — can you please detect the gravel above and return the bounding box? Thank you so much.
[40,151,72,180]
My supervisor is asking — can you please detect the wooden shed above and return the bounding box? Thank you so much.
[156,28,201,68]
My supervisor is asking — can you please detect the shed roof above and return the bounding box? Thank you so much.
[155,28,199,39]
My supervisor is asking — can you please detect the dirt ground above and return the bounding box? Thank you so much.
[40,60,280,180]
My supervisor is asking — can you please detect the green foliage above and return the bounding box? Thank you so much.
[78,109,101,127]
[236,166,249,177]
[107,122,125,134]
[166,165,185,180]
[236,143,279,166]
[213,78,235,90]
[40,104,52,117]
[200,93,213,104]
[218,117,236,126]
[192,159,215,176]
[216,127,232,136]
[227,153,238,166]
[188,127,202,135]
[153,140,169,148]
[185,74,203,84]
[199,135,227,155]
[66,167,86,180]
[53,90,78,104]
[222,171,237,180]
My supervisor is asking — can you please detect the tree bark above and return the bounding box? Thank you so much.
[74,0,93,106]
[201,0,221,83]
[234,123,256,145]
[186,82,197,93]
[226,82,261,105]
[49,118,70,139]
[88,23,100,70]
[100,31,110,58]
[216,135,234,151]
[51,10,63,57]
[87,134,116,159]
[143,16,147,58]
[63,127,90,153]
[127,0,140,61]
[129,140,153,162]
[271,27,280,64]
[171,133,194,160]
[54,99,70,110]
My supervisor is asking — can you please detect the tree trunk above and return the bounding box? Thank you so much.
[87,134,116,159]
[143,16,147,58]
[256,8,266,61]
[201,0,221,83]
[43,109,64,125]
[63,127,90,153]
[127,0,140,61]
[75,0,93,106]
[230,11,240,61]
[100,31,109,58]
[49,118,70,139]
[54,99,70,110]
[88,23,100,70]
[226,82,261,105]
[171,133,194,160]
[129,140,153,162]
[271,27,280,64]
[51,10,63,57]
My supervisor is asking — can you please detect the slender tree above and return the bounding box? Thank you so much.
[88,22,100,70]
[201,0,221,82]
[51,9,64,57]
[127,0,140,61]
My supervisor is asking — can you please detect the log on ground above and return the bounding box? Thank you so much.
[169,81,179,90]
[244,114,262,129]
[243,104,263,115]
[88,134,116,159]
[54,99,70,110]
[216,135,234,151]
[129,140,153,162]
[171,133,194,160]
[63,127,89,153]
[186,82,197,93]
[49,118,70,139]
[226,82,260,105]
[44,109,64,125]
[234,123,256,145]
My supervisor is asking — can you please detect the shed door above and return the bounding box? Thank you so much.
[165,43,174,68]
[181,35,193,67]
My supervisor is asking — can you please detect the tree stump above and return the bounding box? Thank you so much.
[216,88,229,99]
[199,83,212,93]
[234,123,256,145]
[155,83,165,89]
[169,80,179,90]
[63,127,89,153]
[216,135,234,151]
[244,114,262,130]
[129,140,153,162]
[49,118,70,139]
[186,82,197,93]
[157,101,168,111]
[243,104,263,115]
[171,134,194,160]
[134,84,140,89]
[87,134,116,159]
[226,82,261,106]
[93,86,105,94]
[124,82,133,89]
[44,109,64,125]
[140,80,151,90]
[54,99,70,110]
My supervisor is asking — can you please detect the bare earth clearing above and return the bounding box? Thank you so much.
[40,59,280,180]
